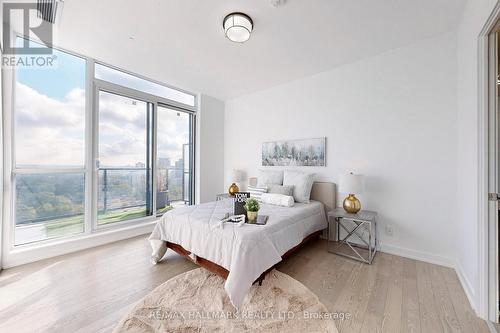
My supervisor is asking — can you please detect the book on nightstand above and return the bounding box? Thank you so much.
[233,192,250,216]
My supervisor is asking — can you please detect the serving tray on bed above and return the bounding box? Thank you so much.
[224,214,269,225]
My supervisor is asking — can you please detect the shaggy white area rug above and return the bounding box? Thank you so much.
[113,268,338,332]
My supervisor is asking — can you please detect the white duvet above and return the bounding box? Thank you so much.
[149,199,327,309]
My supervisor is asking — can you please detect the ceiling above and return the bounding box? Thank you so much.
[53,0,466,101]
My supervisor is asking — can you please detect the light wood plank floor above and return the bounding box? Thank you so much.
[0,236,490,333]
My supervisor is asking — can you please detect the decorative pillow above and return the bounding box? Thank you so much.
[261,193,295,207]
[268,184,294,196]
[257,170,283,187]
[283,170,315,203]
[247,185,267,202]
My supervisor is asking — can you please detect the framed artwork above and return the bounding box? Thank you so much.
[262,137,326,166]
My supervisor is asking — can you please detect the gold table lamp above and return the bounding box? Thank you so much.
[228,183,239,196]
[339,172,365,214]
[228,169,243,196]
[343,194,361,214]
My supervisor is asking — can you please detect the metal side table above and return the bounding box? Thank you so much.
[216,193,232,201]
[328,208,378,264]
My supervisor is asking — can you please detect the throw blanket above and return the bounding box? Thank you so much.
[149,199,326,309]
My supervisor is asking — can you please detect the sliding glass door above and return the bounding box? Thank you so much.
[96,91,153,225]
[156,106,193,216]
[95,92,194,225]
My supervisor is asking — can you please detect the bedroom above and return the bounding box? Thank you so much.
[0,0,499,332]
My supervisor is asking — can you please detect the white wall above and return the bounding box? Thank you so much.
[197,94,225,203]
[0,45,3,270]
[225,32,458,266]
[456,0,497,316]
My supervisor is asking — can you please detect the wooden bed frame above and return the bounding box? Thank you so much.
[166,230,322,285]
[165,182,336,285]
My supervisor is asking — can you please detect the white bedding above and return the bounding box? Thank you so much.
[149,199,327,309]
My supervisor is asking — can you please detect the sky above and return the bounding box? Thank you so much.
[16,38,86,100]
[15,46,190,168]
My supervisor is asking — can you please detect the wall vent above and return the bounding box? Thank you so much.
[37,0,63,24]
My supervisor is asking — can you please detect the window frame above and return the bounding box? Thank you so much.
[92,83,157,231]
[8,38,90,249]
[2,33,197,253]
[94,61,197,112]
[156,103,196,212]
[94,62,196,109]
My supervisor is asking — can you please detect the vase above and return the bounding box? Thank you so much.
[247,211,258,222]
[228,183,239,196]
[343,194,361,214]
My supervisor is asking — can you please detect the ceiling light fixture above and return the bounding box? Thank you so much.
[223,12,253,43]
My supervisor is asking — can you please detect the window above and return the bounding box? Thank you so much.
[7,38,195,249]
[97,91,153,225]
[156,106,193,216]
[14,40,86,245]
[95,63,195,107]
[15,173,85,244]
[15,42,86,167]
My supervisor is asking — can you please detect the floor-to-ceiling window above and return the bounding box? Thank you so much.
[13,43,86,245]
[4,37,196,252]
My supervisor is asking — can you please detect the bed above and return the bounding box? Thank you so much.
[149,182,336,309]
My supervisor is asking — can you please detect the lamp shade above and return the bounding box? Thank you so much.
[339,173,364,194]
[231,169,244,182]
[248,177,258,187]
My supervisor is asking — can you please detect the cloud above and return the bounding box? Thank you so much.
[15,82,85,167]
[15,82,191,168]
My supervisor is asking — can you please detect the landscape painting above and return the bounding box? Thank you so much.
[262,137,326,166]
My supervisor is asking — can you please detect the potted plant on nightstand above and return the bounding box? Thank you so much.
[244,198,260,223]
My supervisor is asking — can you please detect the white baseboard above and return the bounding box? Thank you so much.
[379,243,455,267]
[2,222,155,269]
[378,242,478,316]
[455,261,477,313]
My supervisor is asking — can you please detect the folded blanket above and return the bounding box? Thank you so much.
[261,193,295,207]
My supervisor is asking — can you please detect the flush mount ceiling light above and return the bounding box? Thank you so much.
[223,12,253,43]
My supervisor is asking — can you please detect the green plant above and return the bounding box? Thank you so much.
[244,198,260,212]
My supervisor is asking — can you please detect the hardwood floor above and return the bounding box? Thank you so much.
[0,236,490,333]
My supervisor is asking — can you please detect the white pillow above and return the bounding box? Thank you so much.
[261,193,294,207]
[247,185,267,202]
[283,170,315,203]
[257,170,283,187]
[268,184,294,196]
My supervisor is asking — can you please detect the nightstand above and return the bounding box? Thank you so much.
[216,193,232,201]
[327,208,378,264]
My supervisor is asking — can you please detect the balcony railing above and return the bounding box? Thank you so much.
[99,166,189,215]
[16,166,189,226]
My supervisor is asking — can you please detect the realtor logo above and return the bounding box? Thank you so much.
[3,2,53,55]
[2,2,57,68]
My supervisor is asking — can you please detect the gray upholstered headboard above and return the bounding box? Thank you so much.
[310,182,336,212]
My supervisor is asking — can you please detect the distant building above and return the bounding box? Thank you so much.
[170,158,184,188]
[158,158,171,169]
[175,159,183,169]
